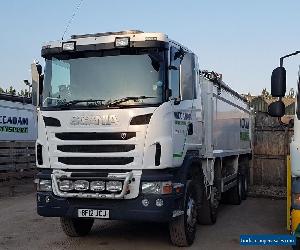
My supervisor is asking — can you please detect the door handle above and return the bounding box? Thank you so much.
[188,123,193,135]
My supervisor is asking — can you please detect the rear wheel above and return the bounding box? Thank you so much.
[224,174,242,205]
[60,217,94,237]
[197,186,218,225]
[241,174,248,200]
[169,181,197,247]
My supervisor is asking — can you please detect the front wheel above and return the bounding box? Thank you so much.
[60,217,94,237]
[169,181,197,247]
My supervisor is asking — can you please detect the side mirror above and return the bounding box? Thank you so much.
[268,101,285,117]
[271,67,286,97]
[31,63,43,106]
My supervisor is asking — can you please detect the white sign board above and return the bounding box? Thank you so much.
[0,100,37,141]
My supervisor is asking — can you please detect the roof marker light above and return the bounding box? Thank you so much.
[115,37,130,47]
[62,41,76,51]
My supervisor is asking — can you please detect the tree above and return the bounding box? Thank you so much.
[261,88,271,98]
[6,86,16,95]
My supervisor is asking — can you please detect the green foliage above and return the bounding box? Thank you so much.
[261,88,271,98]
[0,86,31,97]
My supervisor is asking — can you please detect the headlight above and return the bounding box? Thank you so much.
[106,181,122,193]
[74,180,89,191]
[37,179,52,192]
[59,180,74,191]
[142,181,172,194]
[142,182,161,194]
[90,181,105,192]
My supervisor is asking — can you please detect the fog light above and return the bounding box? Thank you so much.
[90,181,105,192]
[142,199,149,207]
[59,180,74,191]
[45,196,50,203]
[106,181,122,193]
[156,198,163,207]
[74,180,89,191]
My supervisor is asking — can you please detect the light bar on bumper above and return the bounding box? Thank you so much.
[51,170,133,199]
[58,180,74,191]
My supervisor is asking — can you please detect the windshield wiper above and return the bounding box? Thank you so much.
[57,99,105,108]
[106,96,156,106]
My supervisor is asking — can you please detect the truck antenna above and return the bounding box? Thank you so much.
[61,0,85,41]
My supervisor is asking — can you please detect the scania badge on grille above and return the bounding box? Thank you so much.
[121,133,127,139]
[70,115,118,126]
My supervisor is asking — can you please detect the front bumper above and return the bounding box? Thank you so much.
[36,168,184,222]
[37,192,182,222]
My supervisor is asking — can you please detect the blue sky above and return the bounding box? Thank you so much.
[0,0,299,95]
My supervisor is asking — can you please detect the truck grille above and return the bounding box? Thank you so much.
[58,157,134,165]
[55,132,136,140]
[52,131,139,167]
[57,145,135,153]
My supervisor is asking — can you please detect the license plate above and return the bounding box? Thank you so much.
[78,209,109,219]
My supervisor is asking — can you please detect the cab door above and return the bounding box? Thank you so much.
[169,47,197,166]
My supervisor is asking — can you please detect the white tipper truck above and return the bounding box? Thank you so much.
[32,30,252,246]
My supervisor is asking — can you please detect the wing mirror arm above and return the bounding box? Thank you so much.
[31,62,43,106]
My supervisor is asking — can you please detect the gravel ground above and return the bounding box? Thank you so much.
[0,183,290,250]
[249,185,286,199]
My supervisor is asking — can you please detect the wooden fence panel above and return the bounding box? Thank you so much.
[252,112,293,186]
[0,141,36,176]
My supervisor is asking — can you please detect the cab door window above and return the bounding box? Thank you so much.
[180,53,196,100]
[169,46,181,99]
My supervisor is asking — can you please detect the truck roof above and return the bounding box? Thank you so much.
[41,30,192,56]
[43,30,167,49]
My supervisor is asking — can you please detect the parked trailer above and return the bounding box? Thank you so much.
[33,30,252,246]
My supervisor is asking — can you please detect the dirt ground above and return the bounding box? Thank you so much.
[0,183,290,250]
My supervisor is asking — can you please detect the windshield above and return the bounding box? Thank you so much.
[42,49,166,109]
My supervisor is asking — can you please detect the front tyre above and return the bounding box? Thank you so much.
[169,181,197,247]
[60,217,94,237]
